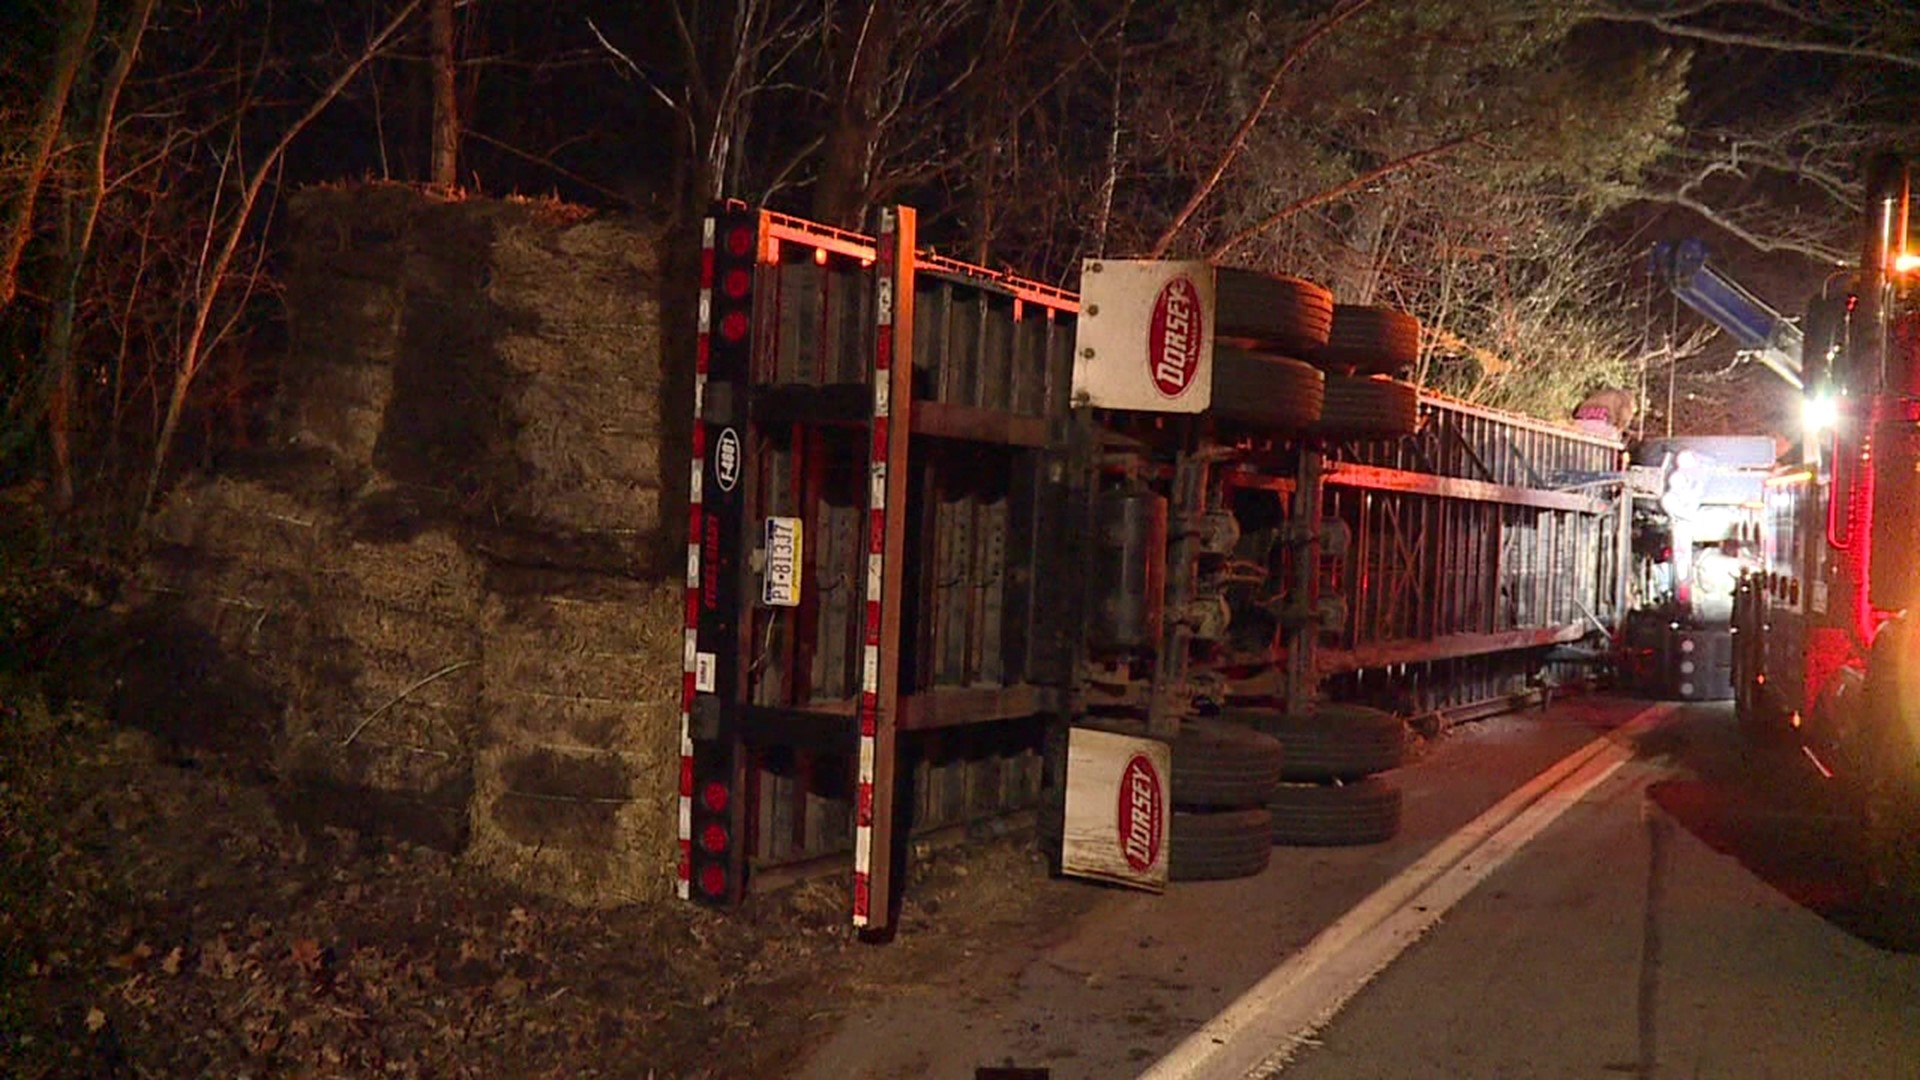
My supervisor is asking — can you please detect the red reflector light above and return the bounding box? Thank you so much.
[726,226,754,258]
[698,863,727,897]
[700,822,728,854]
[723,267,751,298]
[720,311,749,342]
[701,780,729,813]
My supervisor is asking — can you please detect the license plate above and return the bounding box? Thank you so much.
[762,516,803,607]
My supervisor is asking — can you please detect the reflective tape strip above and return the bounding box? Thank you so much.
[679,217,718,901]
[853,209,899,928]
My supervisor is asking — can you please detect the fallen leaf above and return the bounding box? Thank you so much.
[111,942,153,970]
[161,946,183,976]
[290,937,321,971]
[84,1007,106,1033]
[199,935,240,979]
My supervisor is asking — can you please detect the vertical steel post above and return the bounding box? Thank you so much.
[1285,450,1325,710]
[853,207,917,935]
[1614,478,1633,630]
[1150,438,1205,740]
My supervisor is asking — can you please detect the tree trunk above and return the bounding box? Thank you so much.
[1091,21,1127,259]
[0,0,97,311]
[44,0,157,519]
[811,0,897,229]
[430,0,459,191]
[47,194,78,514]
[1333,196,1392,304]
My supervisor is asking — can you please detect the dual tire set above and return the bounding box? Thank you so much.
[1164,704,1408,882]
[1211,269,1422,440]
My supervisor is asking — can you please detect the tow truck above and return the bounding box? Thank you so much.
[1613,240,1801,702]
[1617,434,1773,701]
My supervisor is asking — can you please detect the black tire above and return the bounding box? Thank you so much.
[1309,374,1419,438]
[1170,717,1285,808]
[1269,777,1403,847]
[1312,305,1421,376]
[1215,269,1334,355]
[1242,704,1405,781]
[1169,807,1274,881]
[1211,349,1325,430]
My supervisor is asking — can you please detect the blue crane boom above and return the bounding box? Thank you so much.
[1650,238,1805,390]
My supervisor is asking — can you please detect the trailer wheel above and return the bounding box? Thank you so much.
[1169,807,1274,881]
[1215,269,1334,355]
[1311,305,1421,376]
[1211,349,1325,430]
[1243,704,1405,781]
[1171,717,1286,808]
[1309,375,1419,438]
[1269,778,1403,847]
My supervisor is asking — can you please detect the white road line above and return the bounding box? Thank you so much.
[1139,702,1681,1080]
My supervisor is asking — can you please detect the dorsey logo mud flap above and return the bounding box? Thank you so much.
[1061,727,1170,891]
[1072,260,1215,414]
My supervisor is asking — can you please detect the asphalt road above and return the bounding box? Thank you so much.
[795,696,1920,1080]
[1278,703,1920,1080]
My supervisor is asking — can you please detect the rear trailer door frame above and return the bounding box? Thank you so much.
[682,204,1079,935]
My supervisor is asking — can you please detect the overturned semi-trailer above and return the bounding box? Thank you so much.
[679,202,1631,935]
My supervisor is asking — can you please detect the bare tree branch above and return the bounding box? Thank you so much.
[0,0,99,310]
[862,4,1129,213]
[144,0,426,512]
[1147,0,1382,258]
[1580,1,1920,73]
[1629,186,1852,263]
[463,128,636,205]
[45,0,158,511]
[1091,1,1132,257]
[588,16,681,119]
[1208,134,1480,261]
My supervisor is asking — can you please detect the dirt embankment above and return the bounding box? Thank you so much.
[1,675,1093,1079]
